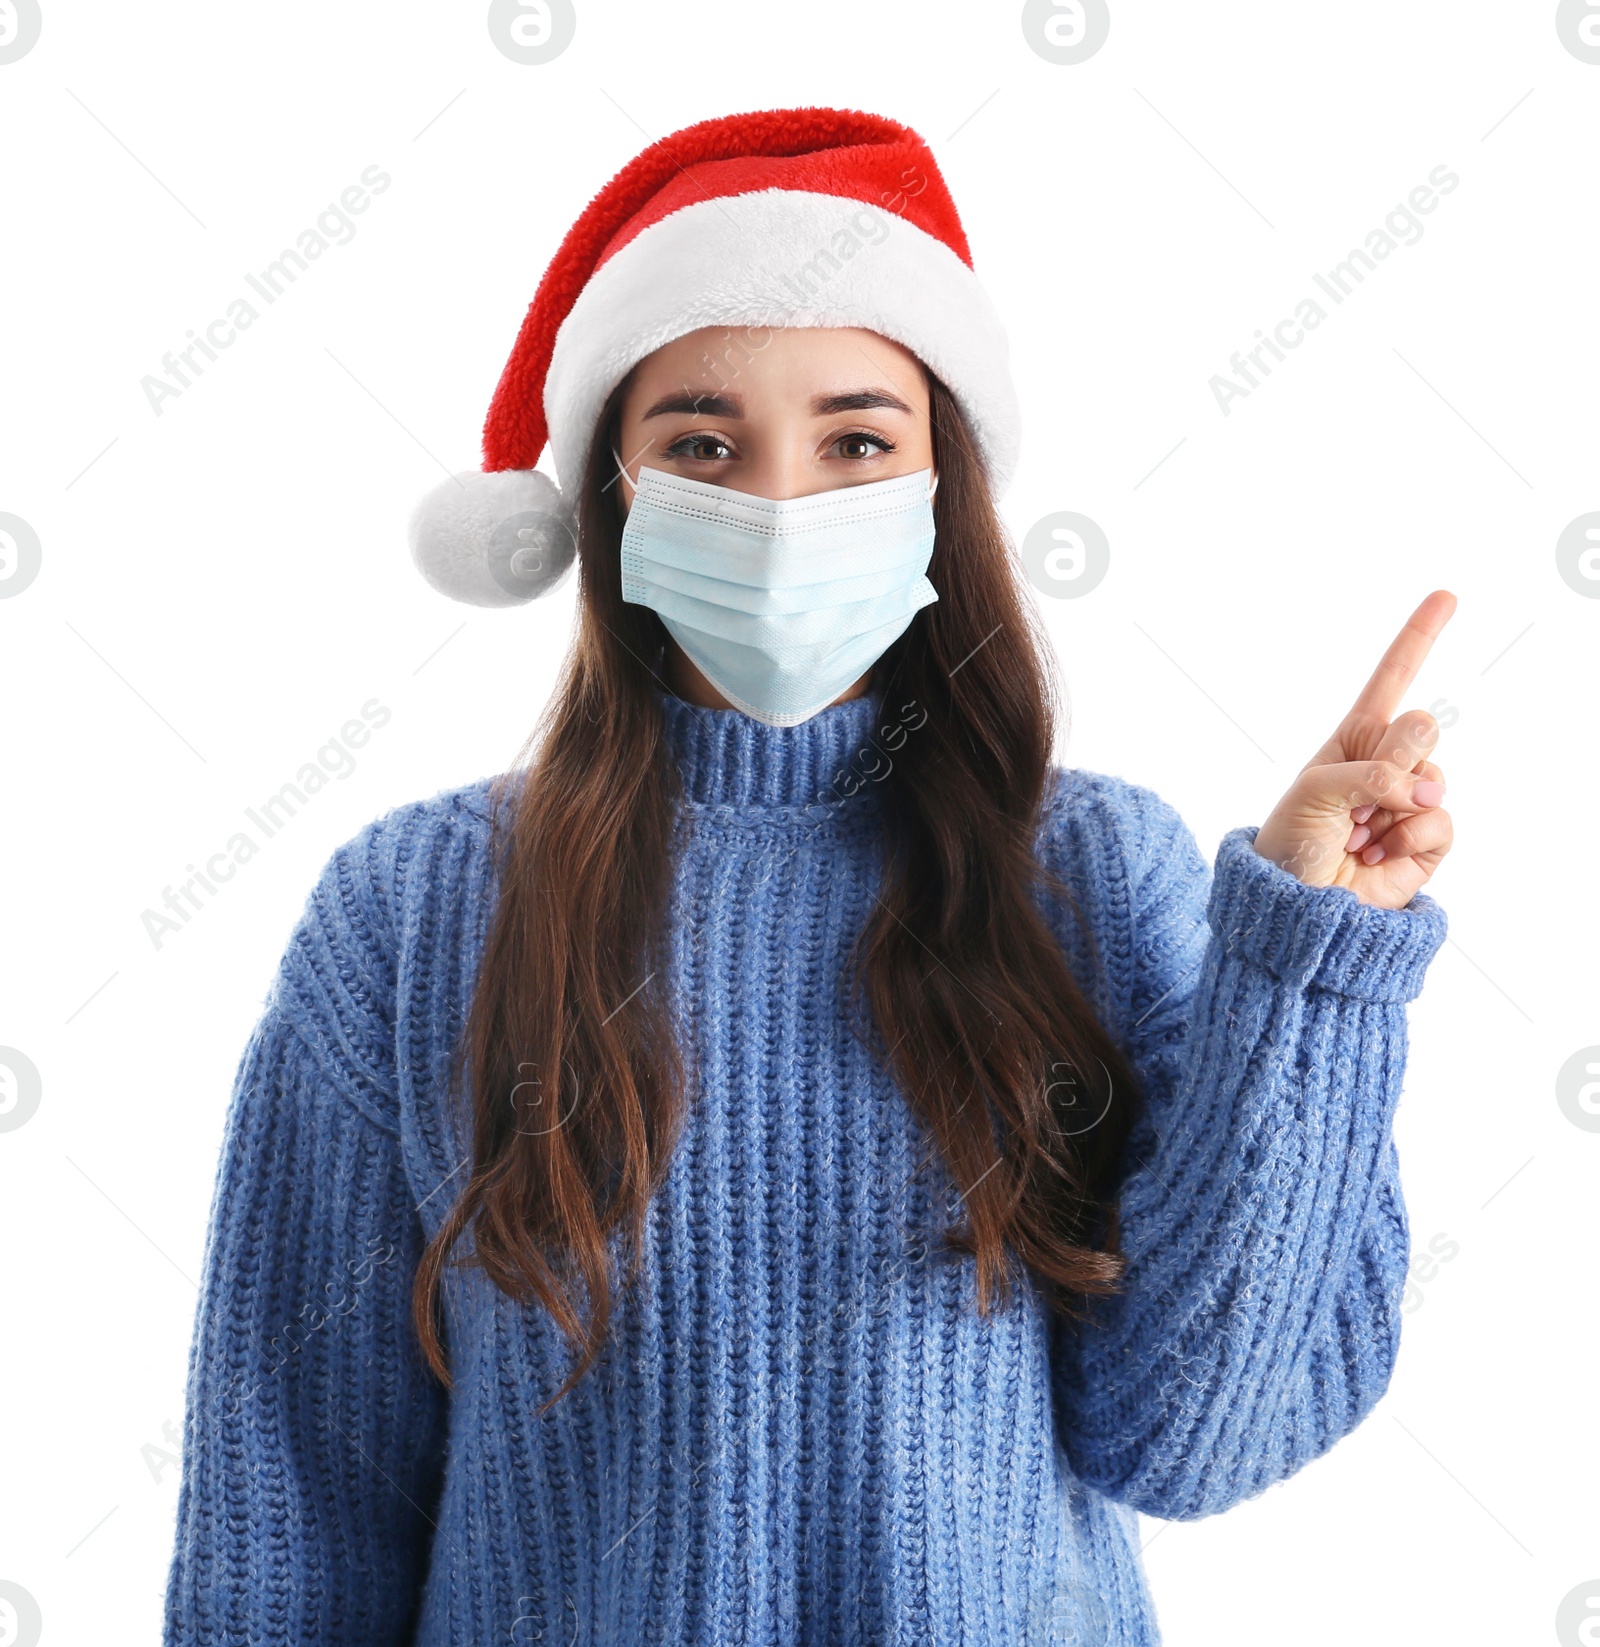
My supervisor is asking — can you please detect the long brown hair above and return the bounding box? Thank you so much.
[412,360,1147,1410]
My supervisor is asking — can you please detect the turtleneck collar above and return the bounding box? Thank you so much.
[655,684,895,810]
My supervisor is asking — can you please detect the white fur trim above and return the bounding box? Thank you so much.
[543,190,1021,499]
[408,468,576,607]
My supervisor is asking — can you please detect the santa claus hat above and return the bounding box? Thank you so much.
[409,105,1022,607]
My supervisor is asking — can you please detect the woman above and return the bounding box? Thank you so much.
[163,107,1453,1646]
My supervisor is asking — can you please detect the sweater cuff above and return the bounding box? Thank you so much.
[1206,826,1448,1003]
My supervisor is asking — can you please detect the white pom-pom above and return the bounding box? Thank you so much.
[407,468,577,608]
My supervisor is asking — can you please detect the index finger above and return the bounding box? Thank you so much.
[1344,589,1457,726]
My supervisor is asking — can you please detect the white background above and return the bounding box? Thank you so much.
[2,3,1596,1643]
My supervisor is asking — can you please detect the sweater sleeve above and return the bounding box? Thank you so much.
[1049,780,1447,1521]
[163,830,450,1644]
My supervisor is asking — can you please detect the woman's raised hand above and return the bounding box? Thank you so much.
[1252,590,1457,910]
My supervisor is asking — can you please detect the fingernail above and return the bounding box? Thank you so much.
[1361,843,1387,864]
[1351,804,1375,824]
[1413,780,1445,807]
[1347,824,1372,852]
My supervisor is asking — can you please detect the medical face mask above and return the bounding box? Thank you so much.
[619,463,940,728]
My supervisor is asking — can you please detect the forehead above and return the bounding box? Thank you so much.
[623,326,927,404]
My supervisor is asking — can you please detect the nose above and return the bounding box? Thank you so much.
[729,451,834,502]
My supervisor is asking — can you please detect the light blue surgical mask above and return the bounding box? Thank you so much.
[619,462,940,727]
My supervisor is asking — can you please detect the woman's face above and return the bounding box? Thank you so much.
[613,325,936,710]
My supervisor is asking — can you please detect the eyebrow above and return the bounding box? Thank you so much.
[639,387,915,420]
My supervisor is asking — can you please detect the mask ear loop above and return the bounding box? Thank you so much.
[927,469,939,502]
[613,446,667,512]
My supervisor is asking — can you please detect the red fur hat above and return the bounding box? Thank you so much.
[409,105,1021,607]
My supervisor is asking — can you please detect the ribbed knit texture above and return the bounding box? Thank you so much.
[163,684,1447,1646]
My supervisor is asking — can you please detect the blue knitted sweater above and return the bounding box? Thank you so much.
[164,684,1447,1646]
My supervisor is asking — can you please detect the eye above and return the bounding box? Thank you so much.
[834,430,897,461]
[663,433,734,463]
